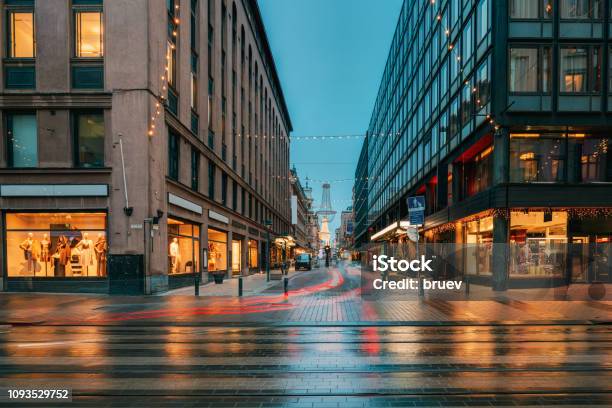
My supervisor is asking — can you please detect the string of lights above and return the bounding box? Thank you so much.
[147,3,180,138]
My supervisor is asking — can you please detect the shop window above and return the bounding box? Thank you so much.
[7,10,35,58]
[5,212,107,278]
[560,47,601,93]
[510,134,566,182]
[75,10,103,58]
[6,113,37,168]
[231,239,241,275]
[510,211,568,277]
[168,219,200,275]
[74,112,104,168]
[570,135,611,182]
[249,239,258,269]
[207,229,227,272]
[463,215,493,276]
[463,145,493,198]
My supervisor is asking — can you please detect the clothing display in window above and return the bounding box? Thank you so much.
[18,234,36,273]
[5,213,108,278]
[169,238,181,273]
[75,233,95,274]
[94,235,107,277]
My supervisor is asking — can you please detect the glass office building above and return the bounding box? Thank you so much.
[356,0,612,289]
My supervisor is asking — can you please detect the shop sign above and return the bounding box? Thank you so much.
[209,210,229,224]
[168,193,203,215]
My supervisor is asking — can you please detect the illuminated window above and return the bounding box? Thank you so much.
[168,219,200,275]
[75,11,103,58]
[8,11,35,58]
[5,213,107,278]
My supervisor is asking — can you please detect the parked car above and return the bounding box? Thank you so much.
[295,253,312,271]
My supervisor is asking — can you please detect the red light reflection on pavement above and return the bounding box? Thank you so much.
[81,268,346,323]
[360,327,381,355]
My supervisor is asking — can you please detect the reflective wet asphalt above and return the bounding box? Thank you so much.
[0,263,609,407]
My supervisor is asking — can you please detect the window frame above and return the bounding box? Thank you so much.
[73,111,105,169]
[560,0,602,20]
[559,45,601,95]
[72,5,104,59]
[5,111,37,168]
[509,0,553,20]
[6,6,35,59]
[508,45,552,95]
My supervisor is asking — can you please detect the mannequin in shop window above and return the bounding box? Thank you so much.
[169,238,181,273]
[54,235,71,277]
[19,233,36,275]
[40,233,51,276]
[75,232,94,276]
[94,233,107,277]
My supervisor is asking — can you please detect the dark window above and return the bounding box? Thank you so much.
[74,112,105,168]
[232,180,238,211]
[221,172,228,206]
[6,113,37,168]
[561,0,601,19]
[208,160,216,199]
[510,0,552,19]
[509,47,551,93]
[463,146,493,198]
[191,146,200,191]
[168,130,179,180]
[475,58,490,110]
[241,188,245,214]
[570,135,612,182]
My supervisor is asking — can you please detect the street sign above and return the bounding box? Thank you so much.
[407,195,425,226]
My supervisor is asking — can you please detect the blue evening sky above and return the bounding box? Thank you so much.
[258,0,403,237]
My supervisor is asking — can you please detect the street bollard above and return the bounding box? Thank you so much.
[194,272,200,296]
[238,276,243,297]
[284,277,288,296]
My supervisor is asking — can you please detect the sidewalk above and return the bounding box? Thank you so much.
[160,268,303,296]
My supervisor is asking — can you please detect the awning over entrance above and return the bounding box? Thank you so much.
[370,221,412,242]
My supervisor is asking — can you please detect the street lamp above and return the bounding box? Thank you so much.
[264,219,272,282]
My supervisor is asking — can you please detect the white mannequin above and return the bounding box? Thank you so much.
[40,233,50,276]
[76,232,94,275]
[169,238,180,273]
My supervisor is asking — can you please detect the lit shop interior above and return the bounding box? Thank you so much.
[5,212,107,278]
[460,209,611,283]
[167,218,200,275]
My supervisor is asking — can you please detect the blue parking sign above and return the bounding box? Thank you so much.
[407,196,425,226]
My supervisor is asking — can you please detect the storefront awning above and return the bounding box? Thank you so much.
[370,221,412,242]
